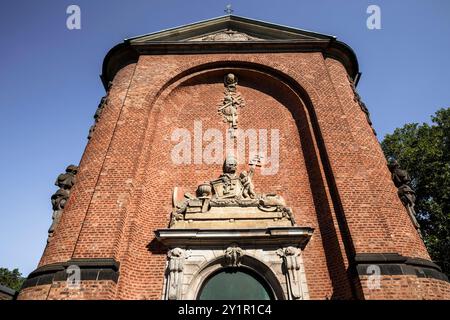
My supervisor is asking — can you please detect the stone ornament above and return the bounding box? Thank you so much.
[277,247,302,299]
[224,244,245,268]
[48,165,79,241]
[88,81,113,140]
[170,155,296,228]
[388,159,420,230]
[348,75,376,136]
[189,30,262,42]
[168,73,297,229]
[218,73,245,138]
[166,248,189,300]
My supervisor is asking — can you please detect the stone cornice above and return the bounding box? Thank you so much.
[154,227,314,249]
[21,258,120,290]
[100,16,359,89]
[353,253,449,283]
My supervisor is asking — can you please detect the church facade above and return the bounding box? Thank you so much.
[19,15,450,300]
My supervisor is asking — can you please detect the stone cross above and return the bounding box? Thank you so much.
[224,4,234,15]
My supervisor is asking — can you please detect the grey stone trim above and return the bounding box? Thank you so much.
[101,15,359,89]
[354,253,449,283]
[155,227,314,249]
[0,284,17,299]
[21,258,120,289]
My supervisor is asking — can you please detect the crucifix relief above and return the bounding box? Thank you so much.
[218,73,245,138]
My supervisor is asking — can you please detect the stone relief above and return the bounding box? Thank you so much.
[166,248,189,300]
[170,155,296,228]
[189,30,262,42]
[218,73,245,138]
[277,246,302,300]
[388,159,421,231]
[48,165,79,241]
[88,81,113,140]
[348,75,376,136]
[224,244,245,268]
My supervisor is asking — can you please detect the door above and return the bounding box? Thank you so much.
[198,268,274,300]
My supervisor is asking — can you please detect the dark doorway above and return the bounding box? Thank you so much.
[198,268,274,300]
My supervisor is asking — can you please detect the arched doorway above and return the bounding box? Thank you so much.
[198,268,274,300]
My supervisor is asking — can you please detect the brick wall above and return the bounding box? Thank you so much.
[18,281,116,300]
[358,276,450,300]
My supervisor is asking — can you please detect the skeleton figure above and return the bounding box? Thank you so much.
[219,93,239,130]
[218,73,245,138]
[224,73,238,92]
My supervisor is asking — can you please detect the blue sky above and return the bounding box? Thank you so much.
[0,0,449,276]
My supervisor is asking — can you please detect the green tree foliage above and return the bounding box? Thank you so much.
[0,268,25,291]
[381,108,450,276]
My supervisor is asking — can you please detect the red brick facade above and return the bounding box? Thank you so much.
[18,17,450,300]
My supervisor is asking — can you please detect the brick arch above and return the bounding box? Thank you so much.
[143,59,321,123]
[114,60,356,299]
[184,254,286,300]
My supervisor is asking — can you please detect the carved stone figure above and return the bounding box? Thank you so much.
[348,75,376,135]
[219,93,239,130]
[189,30,262,42]
[169,154,297,228]
[166,248,188,300]
[169,192,189,227]
[48,165,79,241]
[224,73,238,92]
[218,73,245,138]
[224,245,245,268]
[94,96,107,121]
[55,165,78,190]
[51,188,70,212]
[88,82,112,140]
[240,171,255,199]
[388,159,420,230]
[219,155,238,195]
[87,125,96,140]
[277,247,302,299]
[239,156,260,199]
[281,207,296,226]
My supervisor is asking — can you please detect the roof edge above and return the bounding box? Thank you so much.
[100,16,359,89]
